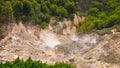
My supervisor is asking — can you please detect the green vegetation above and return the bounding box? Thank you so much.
[0,57,76,68]
[0,0,77,24]
[77,0,120,33]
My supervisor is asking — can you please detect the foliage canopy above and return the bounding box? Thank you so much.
[0,0,77,24]
[77,0,120,33]
[0,57,75,68]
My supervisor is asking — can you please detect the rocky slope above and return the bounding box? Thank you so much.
[0,18,120,68]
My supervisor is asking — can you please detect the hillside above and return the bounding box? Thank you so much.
[0,21,120,68]
[0,0,120,68]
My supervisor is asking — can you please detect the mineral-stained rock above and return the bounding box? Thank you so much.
[0,22,120,68]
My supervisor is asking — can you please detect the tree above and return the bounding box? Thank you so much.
[0,1,13,22]
[50,4,57,15]
[13,1,23,21]
[56,7,68,18]
[65,1,76,14]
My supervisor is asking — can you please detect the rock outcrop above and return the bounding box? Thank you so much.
[0,21,120,68]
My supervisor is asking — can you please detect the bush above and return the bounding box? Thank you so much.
[65,1,76,14]
[41,22,48,29]
[56,7,68,18]
[94,28,112,35]
[0,57,76,68]
[113,25,120,32]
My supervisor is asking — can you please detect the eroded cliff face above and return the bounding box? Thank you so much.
[0,17,120,68]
